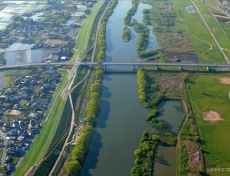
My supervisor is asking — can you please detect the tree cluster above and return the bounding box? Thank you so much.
[65,126,94,175]
[122,26,131,42]
[130,131,160,176]
[149,118,166,129]
[133,20,149,52]
[124,0,139,26]
[145,109,160,121]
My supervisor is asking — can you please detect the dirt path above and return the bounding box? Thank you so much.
[191,0,230,63]
[222,48,230,52]
[192,34,213,60]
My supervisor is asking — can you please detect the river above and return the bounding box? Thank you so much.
[80,1,184,175]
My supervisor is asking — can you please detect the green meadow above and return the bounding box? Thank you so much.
[172,0,226,64]
[186,74,230,175]
[194,0,230,60]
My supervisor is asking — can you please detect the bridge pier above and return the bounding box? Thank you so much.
[207,66,209,71]
[104,65,106,72]
[133,65,135,72]
[156,65,158,70]
[179,66,182,70]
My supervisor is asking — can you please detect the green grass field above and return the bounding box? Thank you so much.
[13,71,69,176]
[206,0,223,14]
[74,0,105,57]
[193,0,230,60]
[4,68,30,76]
[172,0,226,64]
[186,74,230,175]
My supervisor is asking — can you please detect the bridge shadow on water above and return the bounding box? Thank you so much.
[105,68,137,73]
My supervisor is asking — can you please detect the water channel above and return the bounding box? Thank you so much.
[80,1,184,175]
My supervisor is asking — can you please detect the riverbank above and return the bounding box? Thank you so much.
[63,0,119,175]
[136,69,204,175]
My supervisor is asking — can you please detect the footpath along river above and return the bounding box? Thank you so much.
[80,0,184,175]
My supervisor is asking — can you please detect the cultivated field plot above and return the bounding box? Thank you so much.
[186,74,230,174]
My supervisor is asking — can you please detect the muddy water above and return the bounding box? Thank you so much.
[81,1,184,176]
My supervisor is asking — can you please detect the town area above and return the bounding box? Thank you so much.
[0,0,96,174]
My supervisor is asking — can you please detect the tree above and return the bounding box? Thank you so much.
[95,70,104,80]
[65,161,81,176]
[72,144,85,164]
[91,81,102,94]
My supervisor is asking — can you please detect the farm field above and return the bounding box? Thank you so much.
[172,0,226,64]
[186,74,230,175]
[3,68,31,88]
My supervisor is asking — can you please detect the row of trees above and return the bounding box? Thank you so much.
[122,26,131,42]
[65,126,94,175]
[138,49,159,58]
[124,0,139,26]
[145,109,160,121]
[133,20,149,52]
[137,68,147,103]
[130,131,160,176]
[65,0,118,175]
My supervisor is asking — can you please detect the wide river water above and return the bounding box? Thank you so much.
[80,1,184,175]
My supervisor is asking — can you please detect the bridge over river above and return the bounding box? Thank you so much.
[2,62,230,71]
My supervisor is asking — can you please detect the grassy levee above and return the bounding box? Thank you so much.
[86,0,107,50]
[13,97,65,176]
[206,0,219,7]
[74,0,104,56]
[172,0,225,64]
[186,74,230,174]
[13,71,69,176]
[33,100,71,176]
[220,22,230,36]
[193,0,230,59]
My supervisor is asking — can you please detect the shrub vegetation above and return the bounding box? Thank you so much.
[122,26,131,42]
[130,131,160,176]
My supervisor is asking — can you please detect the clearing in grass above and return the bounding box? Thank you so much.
[216,77,230,84]
[203,110,223,123]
